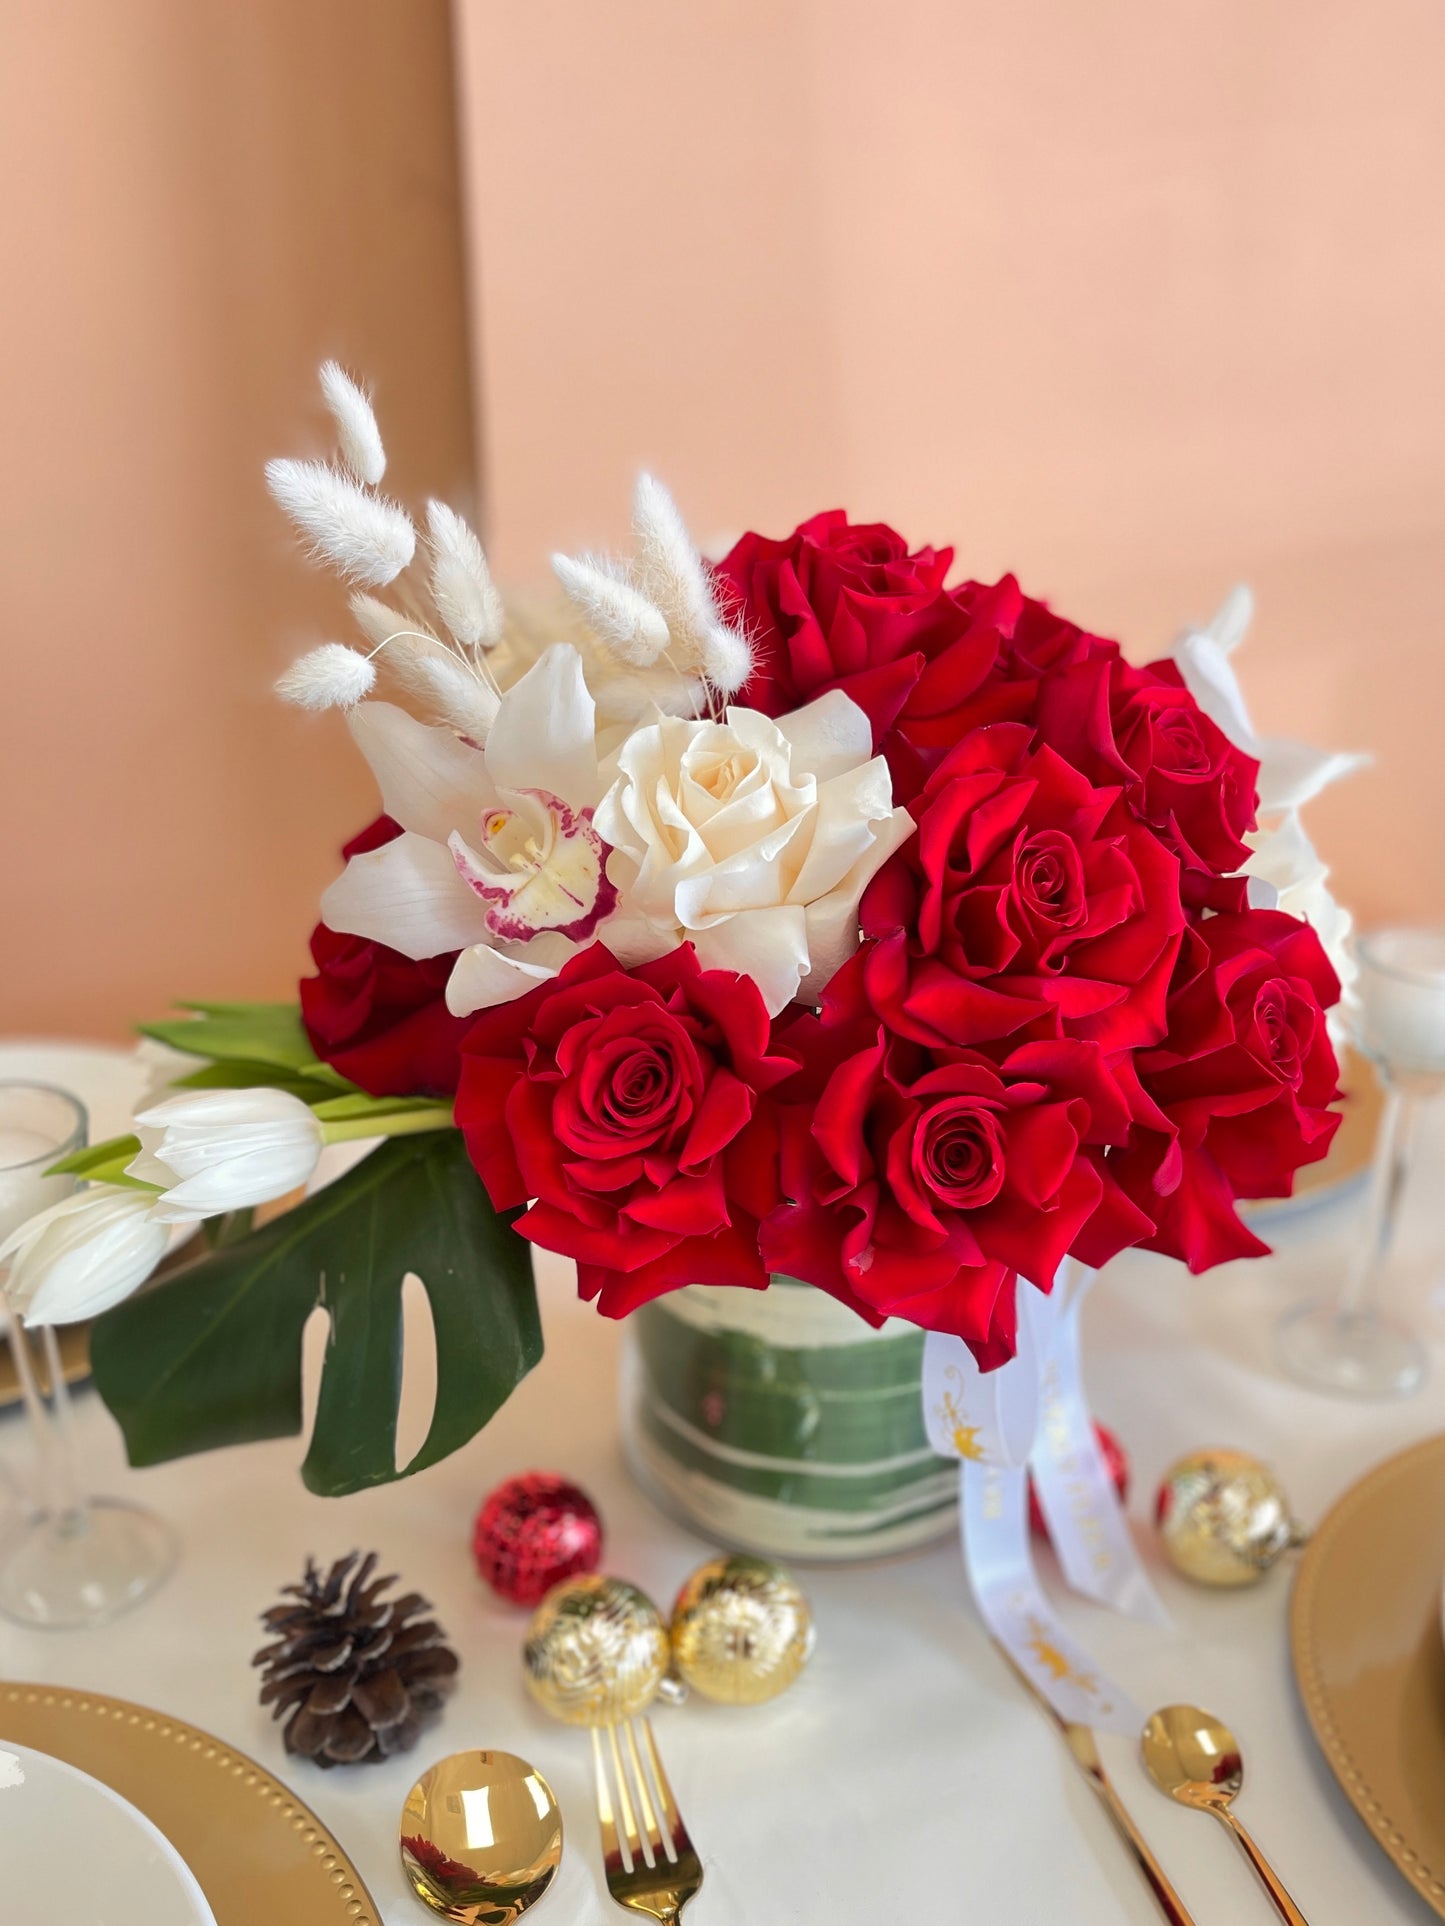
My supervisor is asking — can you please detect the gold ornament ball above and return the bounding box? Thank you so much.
[523,1573,670,1726]
[669,1554,815,1705]
[1155,1447,1306,1587]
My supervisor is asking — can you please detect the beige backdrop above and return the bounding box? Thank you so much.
[3,3,1442,1038]
[458,0,1445,935]
[0,1,475,1038]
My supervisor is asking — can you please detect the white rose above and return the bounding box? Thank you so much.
[595,690,914,1015]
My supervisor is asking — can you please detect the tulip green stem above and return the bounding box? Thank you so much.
[317,1104,455,1144]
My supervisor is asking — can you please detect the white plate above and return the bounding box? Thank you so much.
[0,1741,216,1925]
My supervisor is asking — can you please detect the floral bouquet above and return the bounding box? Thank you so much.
[2,366,1354,1496]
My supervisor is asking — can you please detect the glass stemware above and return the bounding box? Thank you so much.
[0,1081,176,1627]
[1275,928,1445,1399]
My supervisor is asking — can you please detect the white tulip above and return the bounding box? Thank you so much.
[0,1187,168,1326]
[127,1089,323,1224]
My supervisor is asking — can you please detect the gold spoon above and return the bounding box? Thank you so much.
[1141,1705,1308,1925]
[400,1748,563,1922]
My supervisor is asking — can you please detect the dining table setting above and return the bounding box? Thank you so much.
[1,1032,1444,1923]
[5,365,1445,1926]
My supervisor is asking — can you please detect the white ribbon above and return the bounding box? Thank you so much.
[1027,1263,1169,1628]
[923,1285,1144,1733]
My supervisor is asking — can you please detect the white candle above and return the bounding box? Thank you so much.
[0,1128,74,1243]
[1357,929,1445,1077]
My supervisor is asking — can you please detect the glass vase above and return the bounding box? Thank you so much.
[619,1277,957,1562]
[0,1081,176,1628]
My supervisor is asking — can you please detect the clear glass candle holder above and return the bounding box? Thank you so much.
[0,1081,176,1628]
[1276,928,1445,1399]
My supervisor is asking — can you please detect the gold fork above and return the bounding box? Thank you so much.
[590,1716,704,1923]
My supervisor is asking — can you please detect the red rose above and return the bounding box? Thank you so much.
[714,511,994,750]
[859,722,1185,1063]
[300,818,473,1097]
[762,955,1152,1367]
[1035,654,1259,887]
[1108,909,1342,1271]
[456,945,796,1316]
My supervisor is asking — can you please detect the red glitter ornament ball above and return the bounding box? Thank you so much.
[1028,1423,1130,1541]
[472,1472,603,1606]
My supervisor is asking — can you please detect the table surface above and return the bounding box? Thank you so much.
[3,1123,1445,1926]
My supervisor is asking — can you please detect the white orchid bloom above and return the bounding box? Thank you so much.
[0,1187,168,1327]
[1171,587,1363,1042]
[1245,809,1359,1031]
[126,1089,324,1224]
[321,644,613,1016]
[1170,586,1369,813]
[596,689,914,1016]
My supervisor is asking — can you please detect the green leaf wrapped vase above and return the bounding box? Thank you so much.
[620,1278,959,1561]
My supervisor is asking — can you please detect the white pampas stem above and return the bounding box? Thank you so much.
[426,500,505,650]
[318,361,386,485]
[265,458,415,586]
[551,551,670,665]
[699,622,755,697]
[386,637,501,739]
[633,472,721,654]
[275,643,376,710]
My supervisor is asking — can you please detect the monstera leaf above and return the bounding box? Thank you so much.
[90,1131,541,1497]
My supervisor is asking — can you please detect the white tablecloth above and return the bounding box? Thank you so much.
[3,1144,1444,1926]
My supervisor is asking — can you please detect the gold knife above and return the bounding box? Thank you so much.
[993,1641,1199,1926]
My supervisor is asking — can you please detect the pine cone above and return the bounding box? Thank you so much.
[254,1550,459,1768]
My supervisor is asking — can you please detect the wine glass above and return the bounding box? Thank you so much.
[1275,927,1445,1399]
[0,1081,177,1627]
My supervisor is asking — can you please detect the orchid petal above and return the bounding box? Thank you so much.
[322,831,492,959]
[1253,738,1372,815]
[483,645,599,806]
[445,938,571,1016]
[347,702,497,844]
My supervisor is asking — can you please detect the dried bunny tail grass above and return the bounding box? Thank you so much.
[631,472,752,696]
[265,457,415,586]
[318,361,386,486]
[698,620,756,698]
[550,551,670,666]
[348,592,434,653]
[632,472,719,652]
[426,500,505,651]
[275,643,376,710]
[594,671,709,727]
[386,638,501,739]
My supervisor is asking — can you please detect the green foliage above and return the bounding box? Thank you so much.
[51,1134,144,1185]
[90,1133,542,1497]
[139,1001,353,1088]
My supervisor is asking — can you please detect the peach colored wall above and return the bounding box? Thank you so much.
[457,0,1445,931]
[4,4,1441,1045]
[0,2,474,1039]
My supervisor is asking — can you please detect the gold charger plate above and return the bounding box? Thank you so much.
[0,1321,90,1411]
[1291,1432,1445,1918]
[0,1683,380,1924]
